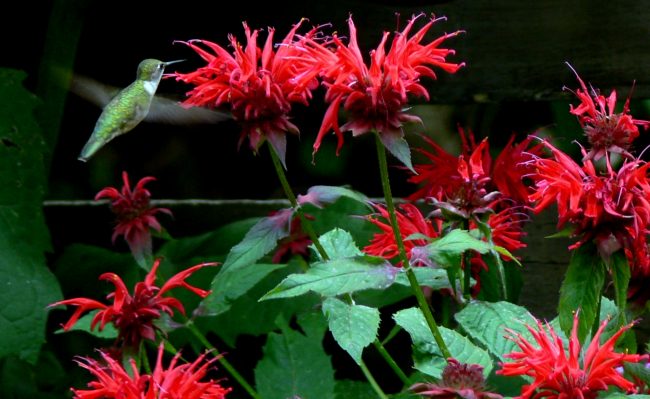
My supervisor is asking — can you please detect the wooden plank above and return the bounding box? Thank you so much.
[65,0,650,103]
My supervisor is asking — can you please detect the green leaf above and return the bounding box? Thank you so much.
[477,256,523,303]
[54,311,118,339]
[157,217,259,261]
[334,380,377,399]
[624,363,650,391]
[220,209,293,270]
[316,228,363,261]
[260,256,398,300]
[199,263,286,316]
[195,260,319,347]
[394,307,493,378]
[309,196,377,249]
[558,242,606,343]
[297,185,370,208]
[394,267,451,291]
[455,301,537,361]
[425,230,492,268]
[598,394,650,399]
[322,298,380,365]
[0,69,62,363]
[254,312,335,399]
[610,251,630,313]
[379,130,414,172]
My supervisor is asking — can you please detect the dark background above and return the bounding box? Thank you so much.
[5,0,650,397]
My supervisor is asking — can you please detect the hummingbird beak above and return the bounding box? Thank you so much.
[163,59,186,67]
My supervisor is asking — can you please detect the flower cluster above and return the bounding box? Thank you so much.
[50,258,215,349]
[411,358,502,399]
[175,14,464,166]
[364,128,537,295]
[498,314,646,399]
[96,171,171,264]
[173,20,326,165]
[363,202,441,265]
[529,141,650,271]
[72,343,231,399]
[306,14,465,156]
[565,64,649,161]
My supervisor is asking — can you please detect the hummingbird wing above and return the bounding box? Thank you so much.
[146,95,232,125]
[69,73,121,108]
[70,73,232,124]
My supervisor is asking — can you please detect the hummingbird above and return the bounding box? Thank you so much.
[73,58,230,161]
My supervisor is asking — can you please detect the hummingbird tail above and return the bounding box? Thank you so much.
[78,136,104,162]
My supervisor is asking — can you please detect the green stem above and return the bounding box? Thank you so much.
[359,360,389,399]
[461,220,473,303]
[186,321,260,399]
[267,142,329,261]
[373,339,410,386]
[374,134,451,359]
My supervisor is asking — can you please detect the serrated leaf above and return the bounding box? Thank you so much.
[394,267,451,291]
[195,260,319,347]
[455,301,537,361]
[297,185,370,208]
[394,307,493,378]
[558,242,606,343]
[254,312,335,399]
[220,209,293,271]
[322,298,380,365]
[54,311,118,339]
[426,230,492,268]
[316,228,363,261]
[0,69,62,363]
[199,263,286,316]
[260,256,399,300]
[379,130,414,172]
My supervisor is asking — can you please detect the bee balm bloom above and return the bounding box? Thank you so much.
[498,314,645,399]
[49,259,215,348]
[307,14,464,165]
[566,64,649,162]
[95,171,171,264]
[72,343,231,398]
[174,20,323,166]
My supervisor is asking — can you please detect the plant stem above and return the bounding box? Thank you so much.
[267,142,329,261]
[374,134,451,359]
[373,339,410,386]
[359,360,389,399]
[186,320,260,399]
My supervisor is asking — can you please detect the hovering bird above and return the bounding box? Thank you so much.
[72,58,230,161]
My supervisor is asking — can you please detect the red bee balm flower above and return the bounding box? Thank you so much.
[566,64,649,161]
[530,141,650,272]
[411,358,502,399]
[308,14,464,157]
[96,171,171,264]
[363,203,440,265]
[72,343,231,398]
[408,129,541,207]
[49,259,215,348]
[498,314,646,399]
[174,20,322,165]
